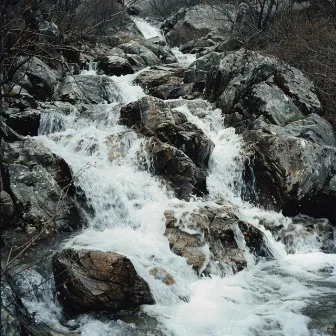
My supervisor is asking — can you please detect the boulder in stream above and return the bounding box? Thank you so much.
[53,249,154,314]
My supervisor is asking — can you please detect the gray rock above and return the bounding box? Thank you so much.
[53,249,154,314]
[205,50,322,116]
[6,163,81,231]
[146,138,207,199]
[54,75,122,104]
[133,66,186,99]
[96,55,134,76]
[164,5,235,46]
[120,96,214,167]
[243,129,336,223]
[0,191,15,229]
[13,57,59,99]
[3,108,41,136]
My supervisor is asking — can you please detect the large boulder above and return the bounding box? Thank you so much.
[146,137,207,198]
[1,138,84,231]
[54,75,122,104]
[96,55,134,76]
[133,66,199,99]
[164,204,268,274]
[162,5,235,46]
[53,249,154,314]
[13,57,59,99]
[205,49,322,117]
[243,127,336,223]
[120,96,214,168]
[2,108,40,136]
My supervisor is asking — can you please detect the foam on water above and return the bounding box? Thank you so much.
[30,24,336,336]
[132,17,165,41]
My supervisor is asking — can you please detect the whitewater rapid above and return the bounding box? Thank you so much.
[26,20,336,336]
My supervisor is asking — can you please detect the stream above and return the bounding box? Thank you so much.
[19,18,336,336]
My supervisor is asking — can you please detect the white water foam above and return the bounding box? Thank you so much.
[32,20,336,336]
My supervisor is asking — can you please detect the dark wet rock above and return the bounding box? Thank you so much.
[119,40,177,66]
[262,215,334,253]
[0,191,15,228]
[163,5,235,46]
[149,267,176,286]
[2,108,41,136]
[3,138,75,191]
[165,227,207,271]
[53,249,154,314]
[54,75,122,104]
[205,50,322,117]
[13,57,59,100]
[146,138,207,198]
[96,55,134,76]
[120,96,214,167]
[164,205,267,274]
[134,66,186,99]
[1,138,84,231]
[243,130,336,223]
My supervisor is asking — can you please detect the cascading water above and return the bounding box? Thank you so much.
[23,19,336,336]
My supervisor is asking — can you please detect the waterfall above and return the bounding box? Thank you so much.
[24,19,336,336]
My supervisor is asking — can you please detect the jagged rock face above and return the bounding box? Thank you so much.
[134,66,188,99]
[243,129,336,223]
[96,55,134,76]
[146,138,207,198]
[53,249,154,314]
[13,57,59,100]
[205,49,322,118]
[120,96,214,167]
[54,75,122,104]
[201,49,336,223]
[164,205,268,274]
[2,108,40,136]
[1,138,84,231]
[162,5,235,46]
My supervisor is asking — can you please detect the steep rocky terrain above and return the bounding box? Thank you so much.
[1,2,336,336]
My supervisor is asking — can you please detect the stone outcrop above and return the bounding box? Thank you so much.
[53,249,154,314]
[162,5,235,46]
[164,205,268,274]
[1,137,84,231]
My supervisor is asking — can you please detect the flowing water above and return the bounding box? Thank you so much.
[21,20,336,336]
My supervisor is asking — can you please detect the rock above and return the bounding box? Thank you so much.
[149,267,175,286]
[0,191,14,228]
[262,215,334,253]
[205,49,322,116]
[146,138,207,199]
[1,281,22,336]
[120,96,214,167]
[119,40,177,66]
[55,75,122,104]
[2,108,41,136]
[165,227,207,271]
[13,57,59,99]
[96,55,134,76]
[164,5,235,46]
[53,249,154,314]
[1,138,84,231]
[163,205,267,274]
[4,164,81,231]
[38,20,60,38]
[119,41,160,66]
[243,129,336,223]
[3,138,75,191]
[134,66,186,99]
